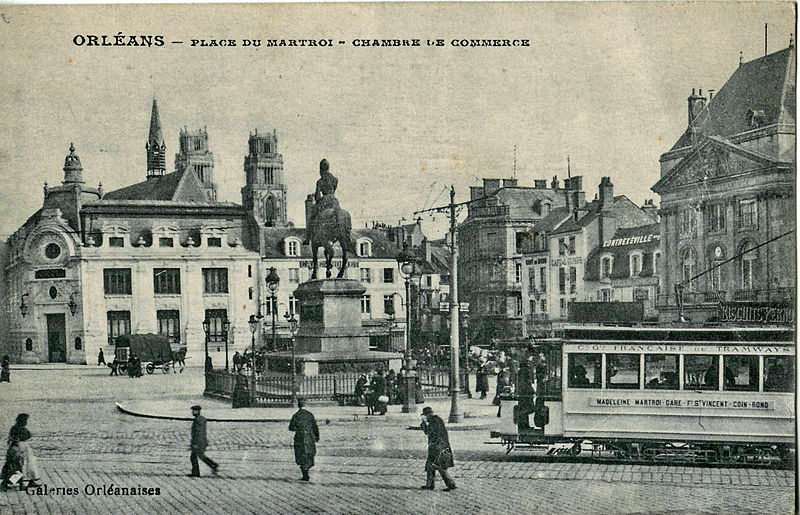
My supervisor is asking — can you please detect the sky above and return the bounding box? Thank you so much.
[0,2,795,240]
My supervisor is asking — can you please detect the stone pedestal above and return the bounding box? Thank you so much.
[267,278,402,375]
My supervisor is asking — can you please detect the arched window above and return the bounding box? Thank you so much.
[707,245,725,292]
[680,247,696,291]
[356,239,373,257]
[264,196,277,227]
[739,241,758,291]
[629,252,643,277]
[600,255,614,279]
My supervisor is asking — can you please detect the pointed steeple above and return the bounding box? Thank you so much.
[146,98,166,179]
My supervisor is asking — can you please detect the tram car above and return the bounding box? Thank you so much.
[490,324,795,465]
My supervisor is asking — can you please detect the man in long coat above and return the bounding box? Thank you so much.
[188,405,218,477]
[288,399,320,481]
[420,406,456,491]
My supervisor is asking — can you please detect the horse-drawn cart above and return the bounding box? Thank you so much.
[114,334,175,375]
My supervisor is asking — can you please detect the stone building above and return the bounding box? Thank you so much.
[651,45,796,322]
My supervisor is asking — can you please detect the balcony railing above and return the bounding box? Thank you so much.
[657,288,795,308]
[732,288,795,303]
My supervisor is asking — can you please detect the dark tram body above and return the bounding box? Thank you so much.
[491,324,795,464]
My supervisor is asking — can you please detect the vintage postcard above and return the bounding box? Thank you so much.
[0,3,795,514]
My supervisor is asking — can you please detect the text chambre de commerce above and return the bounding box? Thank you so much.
[71,34,531,48]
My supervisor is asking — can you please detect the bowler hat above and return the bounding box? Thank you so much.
[421,406,433,415]
[190,405,202,411]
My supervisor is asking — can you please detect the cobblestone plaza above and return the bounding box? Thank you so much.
[0,366,794,514]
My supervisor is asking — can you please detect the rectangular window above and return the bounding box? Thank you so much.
[426,276,432,287]
[558,238,566,256]
[515,232,526,253]
[742,256,755,290]
[653,253,661,276]
[631,255,641,276]
[705,203,725,232]
[383,268,394,283]
[288,296,298,316]
[158,237,174,247]
[644,355,679,390]
[383,295,395,315]
[288,268,300,283]
[539,267,547,292]
[153,268,181,294]
[207,237,222,248]
[515,296,522,316]
[104,268,132,295]
[684,355,719,391]
[569,267,577,294]
[568,236,576,255]
[361,295,371,314]
[709,264,722,291]
[107,311,130,345]
[529,299,536,313]
[560,298,568,318]
[739,199,757,228]
[540,298,547,313]
[528,269,536,291]
[559,267,566,295]
[248,265,252,278]
[515,263,522,284]
[264,296,277,316]
[157,310,181,344]
[202,268,228,294]
[568,353,601,388]
[287,241,299,256]
[109,237,125,248]
[764,356,795,392]
[606,354,640,389]
[600,289,612,302]
[204,309,228,343]
[722,355,758,392]
[601,257,612,278]
[360,268,371,283]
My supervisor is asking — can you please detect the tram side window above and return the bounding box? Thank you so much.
[722,356,759,392]
[644,354,679,390]
[684,355,719,390]
[568,353,601,388]
[764,356,795,392]
[606,354,640,389]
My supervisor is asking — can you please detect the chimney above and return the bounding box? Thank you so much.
[687,88,707,125]
[551,175,559,189]
[422,237,432,264]
[534,179,547,189]
[470,186,485,200]
[483,178,501,194]
[503,178,518,188]
[641,199,659,222]
[598,177,614,211]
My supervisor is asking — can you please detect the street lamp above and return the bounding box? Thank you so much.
[284,311,299,406]
[265,267,280,352]
[397,243,421,413]
[248,314,259,405]
[222,317,231,372]
[201,317,211,375]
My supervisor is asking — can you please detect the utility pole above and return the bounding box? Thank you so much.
[447,186,463,423]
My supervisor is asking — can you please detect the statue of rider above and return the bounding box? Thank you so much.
[304,159,340,245]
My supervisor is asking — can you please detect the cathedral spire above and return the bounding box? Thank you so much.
[146,98,166,179]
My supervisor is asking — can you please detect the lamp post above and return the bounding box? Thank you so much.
[397,243,420,413]
[265,267,280,352]
[284,311,299,406]
[222,317,231,372]
[201,317,211,376]
[248,314,259,405]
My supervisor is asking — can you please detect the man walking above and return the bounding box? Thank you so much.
[97,349,106,366]
[288,399,319,481]
[188,405,218,478]
[420,406,456,491]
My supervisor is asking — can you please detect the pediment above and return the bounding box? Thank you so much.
[653,137,780,192]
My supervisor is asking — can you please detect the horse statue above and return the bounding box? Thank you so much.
[304,159,356,279]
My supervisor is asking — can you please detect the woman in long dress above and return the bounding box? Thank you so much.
[8,414,40,488]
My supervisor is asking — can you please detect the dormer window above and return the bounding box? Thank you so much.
[356,238,373,257]
[285,238,301,257]
[630,252,643,277]
[601,255,614,279]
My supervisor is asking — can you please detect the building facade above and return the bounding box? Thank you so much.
[652,45,796,322]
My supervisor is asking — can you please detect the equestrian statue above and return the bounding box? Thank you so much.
[304,159,355,279]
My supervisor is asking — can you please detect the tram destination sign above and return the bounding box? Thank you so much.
[589,397,775,410]
[718,302,794,324]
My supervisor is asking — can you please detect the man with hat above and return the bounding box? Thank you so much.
[188,405,218,477]
[288,399,320,481]
[419,406,456,491]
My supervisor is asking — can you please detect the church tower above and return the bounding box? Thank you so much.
[145,98,166,179]
[175,127,217,201]
[241,129,288,227]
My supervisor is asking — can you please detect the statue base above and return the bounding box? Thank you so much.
[267,351,403,375]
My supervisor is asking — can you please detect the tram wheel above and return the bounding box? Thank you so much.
[146,363,155,374]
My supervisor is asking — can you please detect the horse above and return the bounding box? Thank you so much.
[307,197,356,279]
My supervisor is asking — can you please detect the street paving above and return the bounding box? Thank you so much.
[0,366,794,514]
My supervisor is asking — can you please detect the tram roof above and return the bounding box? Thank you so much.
[561,324,795,343]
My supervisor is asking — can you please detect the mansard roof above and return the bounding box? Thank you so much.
[261,227,402,259]
[103,168,209,202]
[668,46,796,153]
[584,223,662,281]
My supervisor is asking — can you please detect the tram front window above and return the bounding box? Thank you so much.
[645,354,678,390]
[606,354,640,389]
[684,355,719,391]
[721,355,758,392]
[567,353,601,388]
[764,356,794,392]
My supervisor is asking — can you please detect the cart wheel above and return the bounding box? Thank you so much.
[162,363,171,374]
[118,363,128,375]
[146,363,155,374]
